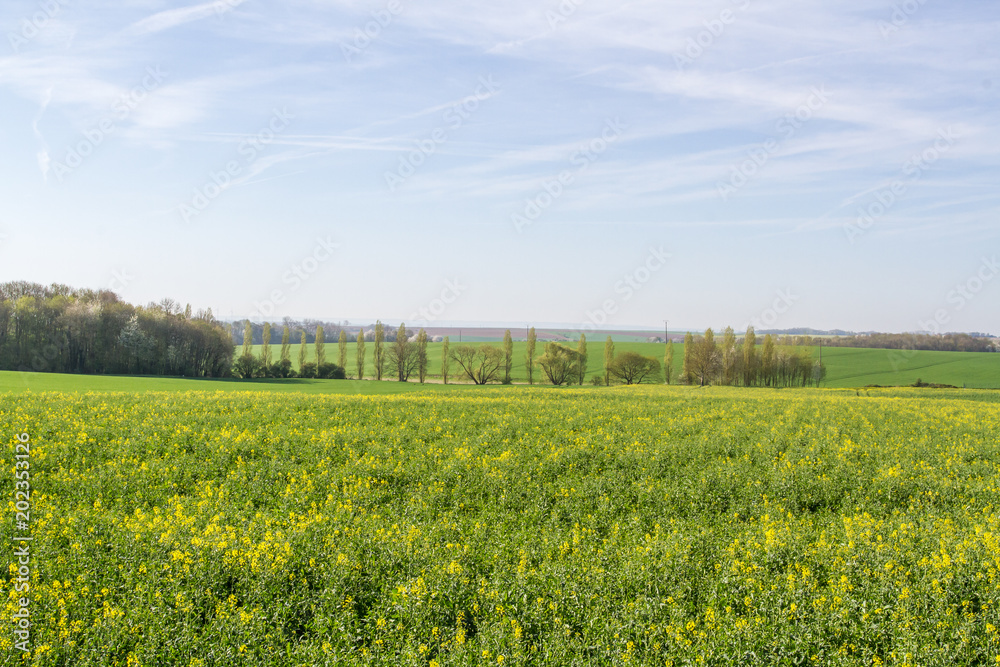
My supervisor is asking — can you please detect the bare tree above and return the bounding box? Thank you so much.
[450,344,503,385]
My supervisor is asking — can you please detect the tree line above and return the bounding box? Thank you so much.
[0,282,233,377]
[679,327,825,387]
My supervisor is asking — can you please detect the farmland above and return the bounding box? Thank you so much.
[3,387,1000,665]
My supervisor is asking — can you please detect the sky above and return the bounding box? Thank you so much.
[0,0,998,334]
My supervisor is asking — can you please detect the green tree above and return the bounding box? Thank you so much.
[280,325,291,364]
[389,323,418,382]
[450,344,502,385]
[373,320,385,381]
[577,333,588,385]
[537,342,582,386]
[298,331,307,370]
[416,329,429,383]
[338,329,347,370]
[609,351,662,385]
[315,325,325,366]
[690,328,720,386]
[721,326,737,386]
[743,326,758,387]
[356,329,366,380]
[526,327,537,385]
[761,334,776,387]
[603,336,615,386]
[441,336,450,384]
[261,322,272,371]
[682,332,695,384]
[242,321,253,359]
[664,339,674,384]
[503,329,513,384]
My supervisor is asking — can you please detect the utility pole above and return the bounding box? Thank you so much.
[664,320,669,343]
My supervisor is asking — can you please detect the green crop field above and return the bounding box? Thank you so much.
[2,386,1000,665]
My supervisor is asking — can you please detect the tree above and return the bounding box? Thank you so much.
[603,336,615,386]
[356,329,366,379]
[298,331,307,370]
[373,321,385,381]
[761,334,776,387]
[261,322,272,371]
[417,329,429,383]
[743,326,758,387]
[280,326,291,364]
[242,321,253,359]
[664,339,674,384]
[503,329,513,384]
[608,351,662,385]
[526,327,537,385]
[682,332,695,384]
[689,328,720,386]
[450,344,503,385]
[441,336,450,384]
[338,329,347,370]
[388,323,418,382]
[577,333,588,385]
[537,342,582,386]
[317,362,346,379]
[721,326,737,385]
[299,362,317,378]
[233,353,263,379]
[315,325,325,366]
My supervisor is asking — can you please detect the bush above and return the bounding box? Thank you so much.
[270,359,295,379]
[299,362,318,379]
[232,354,264,379]
[590,375,605,386]
[317,363,346,380]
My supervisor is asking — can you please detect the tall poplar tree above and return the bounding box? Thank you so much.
[743,326,757,387]
[503,329,513,383]
[338,330,347,370]
[526,327,537,385]
[298,331,307,370]
[280,326,291,363]
[373,321,385,381]
[603,335,615,386]
[682,331,694,384]
[417,329,428,383]
[356,329,366,379]
[441,336,450,384]
[261,322,272,369]
[761,334,776,387]
[315,326,325,366]
[577,333,587,385]
[664,339,674,384]
[242,321,253,359]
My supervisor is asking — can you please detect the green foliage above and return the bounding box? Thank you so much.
[299,361,318,378]
[608,350,662,385]
[537,342,582,386]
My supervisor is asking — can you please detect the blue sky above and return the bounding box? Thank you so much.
[0,0,997,333]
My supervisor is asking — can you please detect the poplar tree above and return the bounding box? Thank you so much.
[417,329,428,383]
[577,333,587,385]
[604,335,615,386]
[356,330,366,379]
[242,321,253,359]
[743,326,757,387]
[373,321,385,381]
[298,331,307,370]
[503,329,513,383]
[526,327,537,385]
[315,326,325,366]
[338,330,347,370]
[721,326,737,385]
[441,336,450,384]
[261,322,272,370]
[682,331,694,384]
[280,326,291,363]
[664,339,674,384]
[761,334,776,387]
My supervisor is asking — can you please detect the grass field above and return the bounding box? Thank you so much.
[2,386,1000,665]
[238,341,1000,389]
